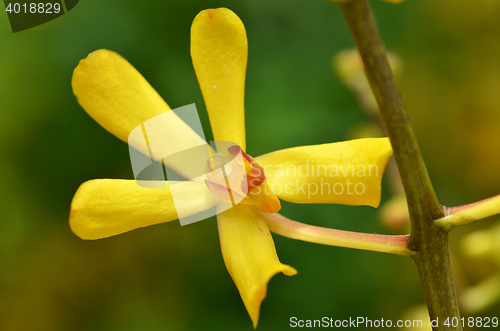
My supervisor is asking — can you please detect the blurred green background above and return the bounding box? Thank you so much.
[1,0,500,330]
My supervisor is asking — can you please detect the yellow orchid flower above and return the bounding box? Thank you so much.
[69,8,393,328]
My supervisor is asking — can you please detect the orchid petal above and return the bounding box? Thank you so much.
[256,138,392,207]
[72,50,208,178]
[191,8,247,150]
[70,179,217,239]
[217,205,296,327]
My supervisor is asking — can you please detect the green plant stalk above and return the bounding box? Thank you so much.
[339,0,461,329]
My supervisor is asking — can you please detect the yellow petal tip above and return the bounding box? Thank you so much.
[248,263,297,329]
[72,48,171,144]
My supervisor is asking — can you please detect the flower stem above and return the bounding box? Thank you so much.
[437,194,500,229]
[258,211,412,256]
[338,0,461,329]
